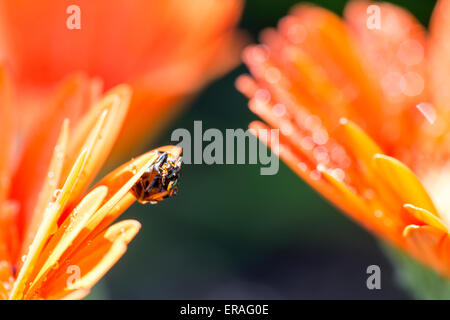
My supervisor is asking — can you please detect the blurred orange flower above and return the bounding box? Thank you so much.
[0,0,245,159]
[0,66,182,299]
[237,0,450,277]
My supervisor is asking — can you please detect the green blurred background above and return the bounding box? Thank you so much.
[92,0,437,299]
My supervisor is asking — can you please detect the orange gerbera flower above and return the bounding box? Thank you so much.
[0,66,182,299]
[0,0,245,159]
[237,0,450,278]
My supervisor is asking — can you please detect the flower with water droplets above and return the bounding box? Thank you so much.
[0,66,182,299]
[237,0,450,278]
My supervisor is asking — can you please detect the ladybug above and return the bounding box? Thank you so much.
[131,151,182,204]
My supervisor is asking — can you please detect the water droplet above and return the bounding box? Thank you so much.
[310,169,321,181]
[416,102,436,124]
[304,115,322,131]
[280,121,293,136]
[364,189,375,199]
[298,162,307,172]
[52,189,62,201]
[331,168,345,181]
[280,16,307,44]
[312,129,328,145]
[374,210,383,218]
[128,163,137,175]
[313,146,329,164]
[300,136,314,151]
[2,281,11,290]
[254,89,271,104]
[265,67,281,84]
[400,71,424,97]
[250,45,269,63]
[272,104,286,118]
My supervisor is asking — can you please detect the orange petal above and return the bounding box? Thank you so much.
[0,66,13,205]
[403,225,448,276]
[344,1,428,151]
[10,148,88,299]
[403,204,448,233]
[0,66,15,262]
[10,74,93,240]
[0,0,243,88]
[59,289,90,300]
[0,261,13,299]
[372,154,437,216]
[339,118,382,167]
[279,4,383,141]
[59,85,131,216]
[428,0,450,110]
[0,0,244,162]
[41,220,140,299]
[337,119,406,222]
[0,201,19,262]
[319,168,400,241]
[25,186,108,298]
[249,121,340,209]
[19,119,69,263]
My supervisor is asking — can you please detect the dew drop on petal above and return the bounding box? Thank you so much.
[312,129,328,145]
[128,163,137,175]
[280,121,293,136]
[287,23,307,44]
[52,189,62,202]
[300,136,314,151]
[416,102,437,124]
[331,168,345,181]
[363,189,375,200]
[313,146,329,164]
[250,45,269,63]
[400,72,424,97]
[304,115,321,131]
[310,170,321,181]
[2,281,11,291]
[272,103,286,118]
[298,162,307,172]
[254,89,271,103]
[374,210,383,218]
[339,117,348,125]
[265,67,281,84]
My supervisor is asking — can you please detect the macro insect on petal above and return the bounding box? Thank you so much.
[131,151,182,205]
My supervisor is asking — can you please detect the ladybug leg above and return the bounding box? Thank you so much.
[144,175,159,194]
[154,152,168,168]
